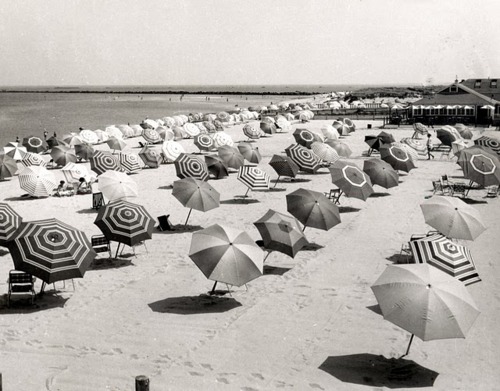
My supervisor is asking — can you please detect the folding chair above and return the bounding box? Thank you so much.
[157,215,173,231]
[486,185,499,198]
[7,270,36,307]
[92,192,105,210]
[324,189,342,205]
[91,234,112,258]
[451,183,466,198]
[432,180,444,195]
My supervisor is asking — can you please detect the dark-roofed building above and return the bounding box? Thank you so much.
[410,78,500,126]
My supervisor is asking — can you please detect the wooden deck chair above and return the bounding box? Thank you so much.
[92,192,105,210]
[432,180,445,195]
[91,234,112,258]
[8,270,36,307]
[451,183,466,198]
[486,185,499,198]
[157,215,173,231]
[324,188,342,205]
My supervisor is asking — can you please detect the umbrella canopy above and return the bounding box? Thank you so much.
[400,137,427,154]
[420,196,486,240]
[172,177,220,215]
[75,143,95,161]
[286,188,341,231]
[436,127,459,147]
[183,123,200,138]
[105,126,124,139]
[8,218,96,284]
[142,128,162,144]
[161,140,185,163]
[218,145,245,170]
[50,145,77,166]
[371,264,480,342]
[21,152,47,167]
[79,129,99,145]
[285,144,322,174]
[269,154,300,180]
[310,142,340,163]
[329,161,374,201]
[377,131,396,145]
[94,200,155,247]
[0,203,22,246]
[324,140,352,158]
[474,136,500,155]
[106,136,127,152]
[138,146,162,168]
[380,144,416,172]
[293,128,316,148]
[364,135,383,152]
[174,153,209,181]
[393,142,419,162]
[46,136,69,149]
[458,128,473,140]
[321,124,339,140]
[188,224,264,287]
[22,136,47,153]
[362,158,399,189]
[62,133,83,146]
[237,142,262,164]
[260,121,277,135]
[18,166,57,197]
[98,170,138,201]
[61,162,92,184]
[254,209,309,258]
[205,155,229,179]
[90,150,123,176]
[0,152,18,180]
[217,111,230,122]
[212,132,234,147]
[410,234,481,285]
[452,140,468,156]
[4,142,27,160]
[243,124,261,140]
[194,134,215,151]
[237,165,270,192]
[118,152,142,174]
[457,147,500,187]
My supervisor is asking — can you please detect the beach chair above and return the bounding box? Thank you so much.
[432,180,445,195]
[92,192,105,210]
[324,189,342,205]
[486,185,499,198]
[157,215,173,231]
[91,235,112,258]
[451,183,466,198]
[399,233,427,263]
[120,241,148,257]
[7,270,36,307]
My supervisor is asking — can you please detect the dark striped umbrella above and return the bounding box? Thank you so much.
[254,209,309,259]
[141,128,162,144]
[8,218,96,284]
[285,144,321,174]
[50,145,77,167]
[410,234,481,286]
[243,124,261,140]
[172,177,220,226]
[474,136,500,155]
[118,152,142,174]
[237,142,262,164]
[194,134,215,152]
[174,153,209,181]
[293,128,316,148]
[138,146,162,168]
[269,154,300,184]
[0,203,22,246]
[329,160,374,201]
[237,165,270,196]
[363,158,399,189]
[380,144,416,172]
[457,147,500,187]
[75,143,95,161]
[21,152,47,167]
[286,188,341,231]
[218,145,245,170]
[0,152,18,180]
[311,142,340,163]
[94,200,155,256]
[205,154,229,179]
[22,136,47,153]
[90,150,123,176]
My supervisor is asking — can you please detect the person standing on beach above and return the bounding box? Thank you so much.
[426,133,434,160]
[43,130,48,140]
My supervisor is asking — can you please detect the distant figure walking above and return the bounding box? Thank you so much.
[53,131,57,138]
[43,130,48,140]
[15,136,19,143]
[426,134,434,160]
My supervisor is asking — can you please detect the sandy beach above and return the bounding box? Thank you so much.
[1,119,499,391]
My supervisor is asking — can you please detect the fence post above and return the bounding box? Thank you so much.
[135,375,149,391]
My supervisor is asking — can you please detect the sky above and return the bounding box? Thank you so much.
[1,0,499,86]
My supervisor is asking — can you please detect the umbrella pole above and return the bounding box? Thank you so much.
[273,176,280,188]
[39,281,46,295]
[184,208,192,227]
[263,251,272,262]
[404,334,415,357]
[210,281,218,295]
[244,187,250,197]
[302,224,307,232]
[115,242,121,259]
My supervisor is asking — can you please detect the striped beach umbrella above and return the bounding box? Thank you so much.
[139,146,162,168]
[161,140,185,163]
[4,142,27,160]
[0,152,18,180]
[8,218,96,284]
[62,133,83,146]
[254,209,309,259]
[106,136,127,152]
[217,111,231,122]
[293,128,316,148]
[237,142,262,164]
[380,144,416,173]
[400,137,427,154]
[61,162,92,184]
[286,188,341,231]
[22,136,47,153]
[50,145,77,166]
[90,150,123,176]
[218,145,245,170]
[285,144,321,174]
[237,165,270,196]
[324,140,352,158]
[79,129,99,145]
[310,142,340,164]
[329,160,374,201]
[363,158,399,189]
[194,134,215,152]
[420,196,486,240]
[243,124,261,140]
[95,200,155,256]
[260,121,277,135]
[212,132,234,148]
[0,203,22,246]
[321,124,339,141]
[118,152,142,174]
[142,128,162,144]
[205,155,229,179]
[203,121,216,133]
[269,154,300,185]
[393,142,419,162]
[98,170,138,201]
[410,234,480,285]
[105,126,124,140]
[174,153,209,181]
[189,224,264,289]
[21,152,47,168]
[457,148,500,187]
[75,143,95,161]
[183,123,200,138]
[474,136,500,155]
[18,166,57,197]
[172,177,220,225]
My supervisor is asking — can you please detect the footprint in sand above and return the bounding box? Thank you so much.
[217,377,229,384]
[201,363,213,371]
[309,383,325,390]
[251,373,265,380]
[189,371,203,377]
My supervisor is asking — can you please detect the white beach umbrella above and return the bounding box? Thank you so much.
[212,132,234,148]
[79,129,99,145]
[18,166,57,198]
[4,142,27,160]
[161,141,185,162]
[105,126,124,140]
[98,170,138,201]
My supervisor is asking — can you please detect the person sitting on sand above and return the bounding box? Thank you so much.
[77,177,91,194]
[55,180,74,197]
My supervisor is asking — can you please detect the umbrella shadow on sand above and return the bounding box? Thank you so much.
[462,198,487,205]
[3,195,40,202]
[385,253,409,264]
[319,353,439,388]
[220,198,260,205]
[88,257,134,270]
[0,292,69,313]
[0,248,9,257]
[153,224,203,234]
[263,265,293,276]
[158,185,174,190]
[76,208,98,214]
[370,192,391,198]
[148,294,242,315]
[339,206,362,213]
